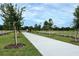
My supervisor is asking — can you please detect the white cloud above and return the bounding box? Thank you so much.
[30,6,45,11]
[22,3,78,27]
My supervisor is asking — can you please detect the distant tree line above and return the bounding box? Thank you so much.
[22,25,74,31]
[22,18,75,31]
[53,26,74,31]
[0,18,75,31]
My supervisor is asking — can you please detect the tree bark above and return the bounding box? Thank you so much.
[48,29,50,37]
[75,29,78,42]
[13,22,17,45]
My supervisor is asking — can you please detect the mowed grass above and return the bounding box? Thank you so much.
[0,32,41,56]
[32,31,79,46]
[52,30,79,38]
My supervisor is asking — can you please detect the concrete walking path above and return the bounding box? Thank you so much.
[22,32,79,56]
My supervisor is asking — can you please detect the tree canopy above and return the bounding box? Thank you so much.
[0,3,25,30]
[73,6,79,29]
[43,18,53,30]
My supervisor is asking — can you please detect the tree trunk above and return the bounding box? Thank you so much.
[13,22,17,45]
[75,29,78,42]
[48,29,50,37]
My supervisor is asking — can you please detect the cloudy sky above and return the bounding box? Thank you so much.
[0,3,79,27]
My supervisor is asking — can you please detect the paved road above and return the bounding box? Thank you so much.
[22,32,79,56]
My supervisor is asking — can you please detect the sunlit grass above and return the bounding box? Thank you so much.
[0,32,41,56]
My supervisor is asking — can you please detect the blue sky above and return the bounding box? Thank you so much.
[0,3,79,27]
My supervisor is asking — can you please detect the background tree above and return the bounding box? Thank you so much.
[48,18,53,30]
[34,24,41,31]
[22,26,28,30]
[0,3,25,45]
[43,20,49,30]
[28,26,34,32]
[73,5,79,41]
[34,24,38,30]
[42,18,53,30]
[38,24,41,31]
[0,25,3,30]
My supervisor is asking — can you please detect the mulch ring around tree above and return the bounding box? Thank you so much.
[4,43,26,49]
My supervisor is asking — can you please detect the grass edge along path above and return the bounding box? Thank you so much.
[0,32,41,56]
[31,31,79,46]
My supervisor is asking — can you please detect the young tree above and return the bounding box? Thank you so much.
[0,3,25,45]
[73,5,79,41]
[43,18,53,30]
[34,24,38,30]
[43,20,49,30]
[48,18,53,30]
[38,24,41,31]
[48,18,53,36]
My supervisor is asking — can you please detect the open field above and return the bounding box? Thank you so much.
[37,30,79,38]
[0,32,41,56]
[32,30,79,46]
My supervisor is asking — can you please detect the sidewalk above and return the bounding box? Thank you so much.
[22,32,79,56]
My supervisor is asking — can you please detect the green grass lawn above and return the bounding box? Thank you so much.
[0,32,41,56]
[32,31,79,46]
[38,30,79,37]
[51,30,79,38]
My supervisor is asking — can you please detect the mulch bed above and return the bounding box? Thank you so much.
[4,43,25,49]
